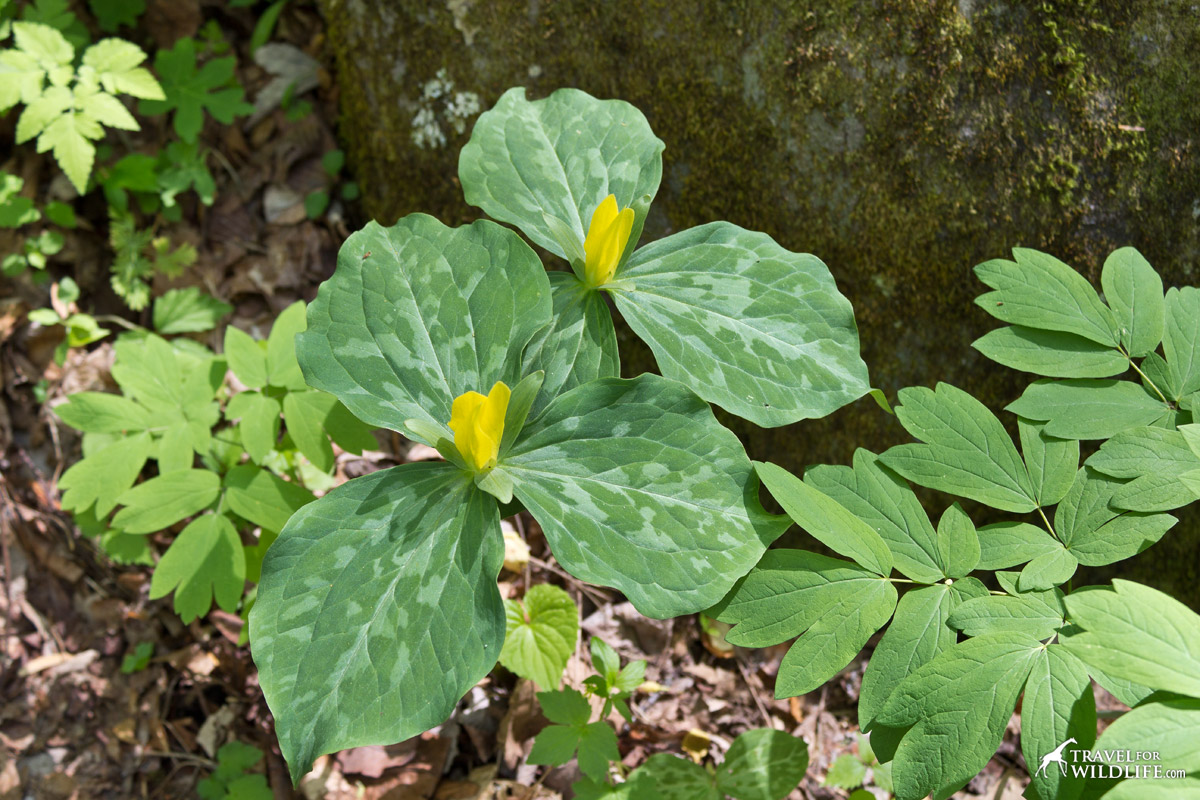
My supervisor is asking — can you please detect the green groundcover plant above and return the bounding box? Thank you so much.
[248,86,870,781]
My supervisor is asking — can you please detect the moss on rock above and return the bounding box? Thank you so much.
[321,0,1200,601]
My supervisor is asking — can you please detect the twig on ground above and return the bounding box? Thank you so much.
[735,654,776,729]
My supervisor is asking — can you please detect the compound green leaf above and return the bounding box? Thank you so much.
[499,583,579,689]
[976,521,1061,570]
[1018,545,1077,591]
[613,222,869,427]
[876,633,1042,800]
[505,375,787,618]
[879,383,1037,512]
[298,216,551,438]
[776,575,895,698]
[576,722,620,782]
[1086,426,1200,512]
[859,584,959,731]
[1007,379,1169,440]
[717,729,809,800]
[148,512,245,622]
[824,754,867,790]
[250,462,504,782]
[58,430,151,517]
[1164,287,1200,397]
[156,421,195,473]
[55,391,150,433]
[520,271,619,418]
[223,464,314,534]
[112,468,220,533]
[1101,779,1200,800]
[1054,467,1175,567]
[153,287,231,334]
[638,754,721,800]
[804,449,944,583]
[1021,645,1095,800]
[138,37,252,141]
[948,591,1065,641]
[224,326,267,389]
[459,87,663,266]
[1061,580,1200,699]
[225,391,280,463]
[935,502,979,579]
[974,248,1118,346]
[282,390,337,472]
[1019,418,1079,507]
[714,550,895,697]
[972,326,1128,378]
[36,111,95,194]
[1101,246,1164,358]
[757,461,892,576]
[266,301,307,391]
[1094,696,1200,774]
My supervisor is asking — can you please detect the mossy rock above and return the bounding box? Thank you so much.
[320,0,1199,603]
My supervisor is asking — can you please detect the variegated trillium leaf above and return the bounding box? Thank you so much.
[459,87,870,427]
[252,215,786,780]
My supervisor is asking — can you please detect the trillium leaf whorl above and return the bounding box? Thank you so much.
[295,214,553,439]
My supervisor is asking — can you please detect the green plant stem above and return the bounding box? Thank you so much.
[1121,346,1173,407]
[92,314,143,332]
[1036,505,1057,539]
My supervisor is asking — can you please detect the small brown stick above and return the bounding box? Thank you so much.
[527,555,609,608]
[735,654,775,729]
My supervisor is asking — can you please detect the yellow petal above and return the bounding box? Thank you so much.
[584,194,633,288]
[448,381,510,471]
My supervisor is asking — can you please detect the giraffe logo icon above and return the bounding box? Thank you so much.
[1036,737,1078,777]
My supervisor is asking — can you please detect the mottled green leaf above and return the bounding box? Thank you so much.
[613,222,869,427]
[972,325,1128,378]
[804,449,944,583]
[757,461,892,576]
[1007,379,1169,440]
[459,87,663,266]
[500,584,578,689]
[250,463,504,782]
[877,633,1042,800]
[112,468,220,533]
[974,248,1118,346]
[1087,426,1200,511]
[880,383,1037,512]
[1101,246,1164,358]
[505,375,787,618]
[59,431,151,517]
[1061,580,1200,699]
[298,216,551,437]
[716,729,809,800]
[521,272,619,417]
[1164,287,1200,396]
[148,513,245,622]
[1019,418,1079,507]
[1021,645,1095,800]
[638,754,721,800]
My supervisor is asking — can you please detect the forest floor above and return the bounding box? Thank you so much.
[0,3,1118,799]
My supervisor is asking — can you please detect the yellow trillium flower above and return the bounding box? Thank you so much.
[583,194,634,288]
[448,381,511,471]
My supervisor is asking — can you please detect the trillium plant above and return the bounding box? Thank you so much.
[250,88,871,780]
